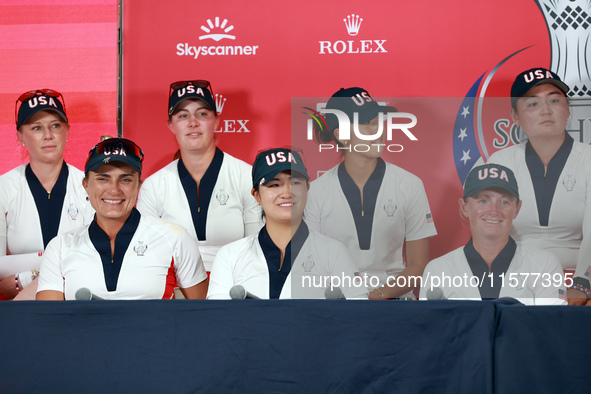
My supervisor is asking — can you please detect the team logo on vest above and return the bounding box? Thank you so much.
[384,199,397,217]
[176,17,260,61]
[452,0,591,187]
[213,94,251,133]
[302,255,315,272]
[216,189,229,205]
[319,14,387,55]
[67,203,79,220]
[562,174,576,191]
[133,241,148,256]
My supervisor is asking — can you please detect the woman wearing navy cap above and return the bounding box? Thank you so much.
[419,164,566,305]
[207,147,367,299]
[0,89,93,300]
[306,87,437,299]
[138,80,261,276]
[36,138,208,300]
[487,67,591,305]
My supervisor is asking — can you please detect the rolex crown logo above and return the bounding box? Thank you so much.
[215,94,227,115]
[343,14,363,36]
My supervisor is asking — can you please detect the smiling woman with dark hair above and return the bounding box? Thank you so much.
[207,147,367,299]
[36,138,208,300]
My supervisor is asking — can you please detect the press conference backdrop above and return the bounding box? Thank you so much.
[1,1,590,270]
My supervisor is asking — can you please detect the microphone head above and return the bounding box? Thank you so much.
[75,287,92,301]
[229,285,247,300]
[426,287,446,300]
[325,286,345,299]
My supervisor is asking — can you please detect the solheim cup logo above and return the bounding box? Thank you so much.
[344,14,363,36]
[536,0,591,97]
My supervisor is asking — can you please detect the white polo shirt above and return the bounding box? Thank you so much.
[37,210,207,300]
[0,163,93,271]
[419,243,567,305]
[488,139,591,270]
[305,159,437,288]
[207,225,369,299]
[138,149,262,271]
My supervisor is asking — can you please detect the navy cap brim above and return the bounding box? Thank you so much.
[18,108,68,129]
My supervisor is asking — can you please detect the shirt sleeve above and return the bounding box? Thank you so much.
[0,180,8,256]
[137,177,161,219]
[206,245,236,300]
[574,153,591,283]
[36,237,65,294]
[241,168,263,236]
[171,224,207,289]
[404,178,437,241]
[531,252,568,306]
[303,182,322,232]
[332,243,368,299]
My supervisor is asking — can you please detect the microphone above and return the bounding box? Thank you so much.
[324,287,346,300]
[75,287,104,300]
[229,285,260,300]
[426,287,447,300]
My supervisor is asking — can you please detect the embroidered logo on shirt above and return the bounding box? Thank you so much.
[67,203,79,220]
[562,175,576,192]
[302,255,315,272]
[216,189,229,205]
[133,241,148,256]
[384,199,397,217]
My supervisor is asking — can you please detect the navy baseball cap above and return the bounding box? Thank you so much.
[16,89,68,129]
[84,138,144,175]
[324,87,397,132]
[511,67,569,100]
[168,80,216,117]
[252,147,309,187]
[463,164,519,199]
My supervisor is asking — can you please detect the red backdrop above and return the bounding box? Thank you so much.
[3,0,590,262]
[120,0,556,259]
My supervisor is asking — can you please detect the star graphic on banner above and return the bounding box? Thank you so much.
[458,128,468,142]
[460,150,471,165]
[461,106,470,119]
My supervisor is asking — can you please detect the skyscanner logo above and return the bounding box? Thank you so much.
[176,17,259,60]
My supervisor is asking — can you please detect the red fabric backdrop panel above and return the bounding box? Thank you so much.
[0,0,118,174]
[121,0,562,257]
